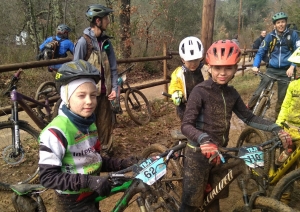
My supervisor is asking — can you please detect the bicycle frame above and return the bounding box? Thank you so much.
[267,139,300,185]
[4,69,53,157]
[252,76,275,117]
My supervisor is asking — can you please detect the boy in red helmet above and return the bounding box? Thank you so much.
[180,40,292,211]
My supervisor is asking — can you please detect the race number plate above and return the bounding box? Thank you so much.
[238,146,264,168]
[134,157,166,185]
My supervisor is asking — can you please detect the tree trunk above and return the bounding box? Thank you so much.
[201,0,216,55]
[119,0,131,58]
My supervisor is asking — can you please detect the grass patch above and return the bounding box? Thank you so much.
[230,70,261,100]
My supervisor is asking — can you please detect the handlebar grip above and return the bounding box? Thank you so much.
[162,92,171,98]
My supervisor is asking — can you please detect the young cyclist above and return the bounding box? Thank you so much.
[275,48,300,205]
[277,47,300,142]
[180,40,292,211]
[38,60,138,212]
[168,36,208,121]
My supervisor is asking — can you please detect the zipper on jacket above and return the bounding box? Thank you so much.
[221,91,227,146]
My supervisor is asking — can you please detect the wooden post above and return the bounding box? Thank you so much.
[163,42,168,101]
[201,0,216,55]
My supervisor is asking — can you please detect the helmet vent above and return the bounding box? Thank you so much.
[181,44,185,54]
[190,50,194,56]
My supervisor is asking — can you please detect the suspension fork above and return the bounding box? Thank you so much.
[11,100,21,156]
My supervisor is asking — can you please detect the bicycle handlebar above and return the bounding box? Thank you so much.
[252,70,290,84]
[118,64,135,77]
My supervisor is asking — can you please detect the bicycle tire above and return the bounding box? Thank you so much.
[233,196,297,212]
[236,127,268,148]
[52,98,62,119]
[270,168,300,210]
[35,81,59,121]
[141,143,183,209]
[253,96,267,117]
[125,89,151,125]
[236,127,269,193]
[0,121,40,189]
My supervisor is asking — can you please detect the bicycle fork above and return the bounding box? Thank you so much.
[10,101,22,158]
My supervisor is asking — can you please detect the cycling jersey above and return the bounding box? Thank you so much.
[39,113,101,194]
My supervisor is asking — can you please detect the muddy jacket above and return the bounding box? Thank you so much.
[74,27,118,94]
[168,64,205,102]
[253,28,299,69]
[181,78,281,147]
[276,79,300,139]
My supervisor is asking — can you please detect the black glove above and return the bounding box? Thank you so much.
[121,156,140,169]
[87,175,112,197]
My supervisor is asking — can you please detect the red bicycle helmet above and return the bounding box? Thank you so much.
[206,40,241,66]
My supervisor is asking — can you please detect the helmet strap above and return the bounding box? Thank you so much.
[65,84,70,108]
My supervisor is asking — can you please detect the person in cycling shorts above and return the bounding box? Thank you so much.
[247,12,300,118]
[168,36,208,121]
[38,60,138,212]
[180,40,292,212]
[38,24,74,72]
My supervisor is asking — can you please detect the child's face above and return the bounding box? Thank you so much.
[209,65,237,84]
[182,58,202,71]
[69,82,98,118]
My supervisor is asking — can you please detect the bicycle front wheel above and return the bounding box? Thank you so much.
[125,89,151,125]
[0,121,40,189]
[270,168,300,210]
[35,81,59,121]
[236,127,268,148]
[253,96,267,117]
[142,143,183,210]
[233,196,296,212]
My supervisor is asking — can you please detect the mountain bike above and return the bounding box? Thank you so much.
[9,143,185,212]
[111,64,152,126]
[250,71,290,117]
[142,141,297,211]
[0,69,57,190]
[236,127,300,210]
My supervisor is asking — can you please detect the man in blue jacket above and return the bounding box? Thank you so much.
[247,12,300,118]
[38,24,74,72]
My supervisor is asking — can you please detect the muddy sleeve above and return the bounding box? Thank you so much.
[233,95,281,133]
[181,86,212,144]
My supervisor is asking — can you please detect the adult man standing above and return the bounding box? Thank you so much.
[253,30,267,50]
[74,4,118,153]
[252,30,268,63]
[38,24,74,72]
[247,12,299,118]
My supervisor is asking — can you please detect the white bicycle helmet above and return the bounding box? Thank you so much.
[179,36,204,61]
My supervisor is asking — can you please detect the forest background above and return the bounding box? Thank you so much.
[1,0,300,65]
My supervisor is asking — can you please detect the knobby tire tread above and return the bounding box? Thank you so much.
[0,121,40,189]
[270,168,300,210]
[141,143,183,210]
[233,196,297,212]
[125,89,151,125]
[253,97,267,117]
[35,81,59,121]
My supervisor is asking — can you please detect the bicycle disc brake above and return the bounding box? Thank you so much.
[3,145,25,165]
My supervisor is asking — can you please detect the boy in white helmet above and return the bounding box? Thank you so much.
[168,36,208,121]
